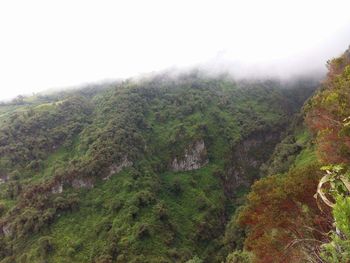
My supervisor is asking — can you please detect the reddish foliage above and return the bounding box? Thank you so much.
[238,164,332,263]
[305,49,350,164]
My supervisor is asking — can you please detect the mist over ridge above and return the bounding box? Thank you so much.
[1,0,350,100]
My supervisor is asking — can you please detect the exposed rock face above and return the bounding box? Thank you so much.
[103,157,133,180]
[51,182,63,194]
[72,178,94,189]
[50,157,133,192]
[171,140,208,172]
[221,130,283,198]
[0,174,8,184]
[2,224,11,237]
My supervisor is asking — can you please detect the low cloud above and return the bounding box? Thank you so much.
[0,0,350,100]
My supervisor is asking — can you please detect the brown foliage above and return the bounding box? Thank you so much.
[305,48,350,163]
[238,164,331,263]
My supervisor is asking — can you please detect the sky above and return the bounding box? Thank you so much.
[0,0,350,100]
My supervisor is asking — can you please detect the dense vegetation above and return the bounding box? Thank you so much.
[2,45,345,263]
[235,46,350,263]
[0,71,320,263]
[305,47,350,262]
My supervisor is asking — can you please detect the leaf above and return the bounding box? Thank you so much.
[315,174,335,208]
[321,166,332,171]
[340,175,350,193]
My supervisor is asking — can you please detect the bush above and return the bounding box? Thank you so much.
[170,179,183,195]
[136,223,151,239]
[94,255,113,263]
[37,236,54,257]
[154,201,168,221]
[196,196,208,211]
[186,256,203,263]
[226,251,252,263]
[135,190,156,207]
[0,202,6,217]
[109,199,123,213]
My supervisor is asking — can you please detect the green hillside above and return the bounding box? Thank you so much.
[0,72,319,262]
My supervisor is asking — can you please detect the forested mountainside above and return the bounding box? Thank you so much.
[237,46,350,263]
[0,71,320,263]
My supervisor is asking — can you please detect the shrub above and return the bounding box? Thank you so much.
[226,251,252,263]
[186,256,203,263]
[94,255,113,263]
[0,202,6,217]
[154,201,168,221]
[136,223,151,239]
[37,236,54,257]
[170,179,183,195]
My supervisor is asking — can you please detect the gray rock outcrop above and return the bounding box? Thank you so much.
[72,178,94,189]
[171,140,208,171]
[51,182,63,194]
[103,157,133,180]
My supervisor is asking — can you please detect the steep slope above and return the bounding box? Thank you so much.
[233,47,350,263]
[0,72,318,263]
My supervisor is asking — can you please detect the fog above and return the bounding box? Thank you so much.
[0,0,350,100]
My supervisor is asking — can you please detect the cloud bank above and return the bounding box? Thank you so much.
[0,0,350,100]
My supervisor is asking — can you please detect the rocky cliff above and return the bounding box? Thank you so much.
[171,140,209,171]
[221,130,283,198]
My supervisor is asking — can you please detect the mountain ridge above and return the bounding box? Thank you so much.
[0,72,320,262]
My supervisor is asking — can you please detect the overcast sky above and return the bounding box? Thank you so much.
[0,0,350,100]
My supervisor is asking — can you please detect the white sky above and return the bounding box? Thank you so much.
[1,0,350,100]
